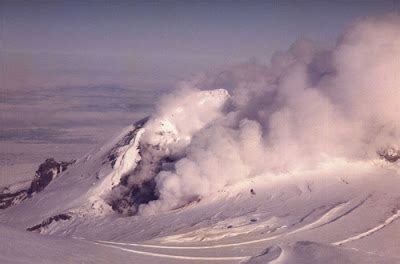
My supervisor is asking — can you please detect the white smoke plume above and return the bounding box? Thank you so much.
[137,15,400,214]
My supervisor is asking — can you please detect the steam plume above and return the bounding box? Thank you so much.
[136,15,400,214]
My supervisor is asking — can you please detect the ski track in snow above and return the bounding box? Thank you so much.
[71,207,400,263]
[332,209,400,246]
[313,195,371,229]
[82,239,250,262]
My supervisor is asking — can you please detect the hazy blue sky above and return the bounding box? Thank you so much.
[1,0,396,91]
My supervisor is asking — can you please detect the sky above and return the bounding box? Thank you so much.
[0,0,396,90]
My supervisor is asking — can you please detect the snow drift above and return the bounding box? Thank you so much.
[120,14,400,214]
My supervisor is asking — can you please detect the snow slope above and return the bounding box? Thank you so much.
[0,89,399,263]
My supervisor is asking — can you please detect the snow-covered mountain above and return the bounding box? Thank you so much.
[2,14,400,264]
[1,88,399,264]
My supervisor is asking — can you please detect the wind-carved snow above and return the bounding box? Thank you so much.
[86,239,250,262]
[155,216,286,243]
[332,209,400,246]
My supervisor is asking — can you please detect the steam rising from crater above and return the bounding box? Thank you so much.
[137,15,400,214]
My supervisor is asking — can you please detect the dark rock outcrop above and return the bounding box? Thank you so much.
[377,147,400,163]
[107,117,164,215]
[0,190,29,209]
[0,158,75,210]
[29,158,75,194]
[109,144,178,216]
[110,179,159,215]
[26,213,72,232]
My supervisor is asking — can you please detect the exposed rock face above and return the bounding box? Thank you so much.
[377,147,400,163]
[107,141,161,214]
[0,158,75,210]
[29,159,75,194]
[0,190,29,210]
[108,144,180,216]
[106,117,177,216]
[110,179,159,215]
[106,117,148,168]
[26,213,72,232]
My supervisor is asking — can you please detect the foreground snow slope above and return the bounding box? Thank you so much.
[0,224,219,264]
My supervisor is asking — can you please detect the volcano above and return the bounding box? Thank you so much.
[1,88,399,264]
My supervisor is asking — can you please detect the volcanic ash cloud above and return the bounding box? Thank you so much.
[138,14,400,214]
